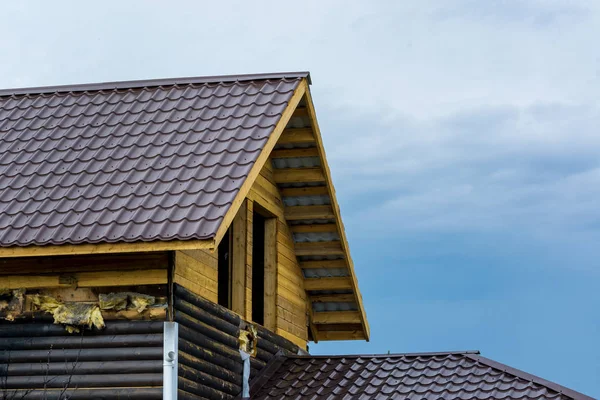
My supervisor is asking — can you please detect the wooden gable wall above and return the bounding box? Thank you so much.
[247,162,309,347]
[172,161,309,348]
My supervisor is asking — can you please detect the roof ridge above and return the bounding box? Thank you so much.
[464,354,595,400]
[0,71,311,97]
[288,350,481,359]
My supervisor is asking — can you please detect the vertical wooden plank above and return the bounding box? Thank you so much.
[245,200,254,321]
[168,251,175,322]
[264,217,278,331]
[231,201,247,315]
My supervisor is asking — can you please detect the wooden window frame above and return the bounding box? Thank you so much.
[247,202,278,330]
[222,199,278,332]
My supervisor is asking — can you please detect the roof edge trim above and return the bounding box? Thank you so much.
[0,238,215,258]
[0,71,311,97]
[301,81,371,341]
[286,350,481,359]
[212,78,308,247]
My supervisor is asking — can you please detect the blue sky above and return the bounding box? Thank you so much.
[1,1,598,397]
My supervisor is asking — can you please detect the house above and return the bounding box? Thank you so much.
[0,72,592,400]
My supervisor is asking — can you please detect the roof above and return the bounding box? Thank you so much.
[0,72,307,247]
[0,71,371,342]
[249,351,595,400]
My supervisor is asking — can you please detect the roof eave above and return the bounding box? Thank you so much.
[0,238,215,258]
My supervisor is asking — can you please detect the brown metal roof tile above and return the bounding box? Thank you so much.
[250,352,595,400]
[0,73,306,247]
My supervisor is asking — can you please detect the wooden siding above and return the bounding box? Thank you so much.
[247,162,309,348]
[0,320,164,399]
[0,252,169,276]
[173,284,302,399]
[174,250,218,304]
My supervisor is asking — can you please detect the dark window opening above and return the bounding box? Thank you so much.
[218,229,232,308]
[252,212,266,325]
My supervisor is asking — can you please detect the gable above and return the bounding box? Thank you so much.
[239,87,370,342]
[0,74,305,250]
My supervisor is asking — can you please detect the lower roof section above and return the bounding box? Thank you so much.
[248,351,594,400]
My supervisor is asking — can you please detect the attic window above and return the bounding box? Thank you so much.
[252,213,266,325]
[250,206,277,330]
[217,228,232,309]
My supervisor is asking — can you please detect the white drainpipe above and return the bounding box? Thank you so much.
[239,350,251,398]
[163,322,179,400]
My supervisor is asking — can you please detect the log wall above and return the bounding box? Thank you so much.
[0,319,163,399]
[173,284,300,400]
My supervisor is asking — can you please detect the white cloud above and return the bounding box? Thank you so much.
[0,0,598,259]
[321,101,600,246]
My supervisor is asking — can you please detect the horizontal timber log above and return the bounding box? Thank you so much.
[178,325,241,364]
[0,347,162,363]
[273,167,325,184]
[179,363,240,397]
[292,107,309,118]
[254,345,277,364]
[317,330,366,341]
[174,284,240,327]
[255,334,280,355]
[179,337,242,374]
[310,294,356,303]
[178,376,233,400]
[2,333,163,351]
[278,128,314,144]
[1,373,162,389]
[250,356,266,373]
[300,259,347,269]
[0,320,163,338]
[304,277,352,291]
[255,324,300,354]
[285,205,335,220]
[174,298,239,338]
[271,147,319,159]
[3,360,161,376]
[312,311,362,324]
[294,241,344,256]
[174,310,239,349]
[0,269,167,289]
[290,223,337,233]
[280,186,329,197]
[178,351,240,386]
[4,388,162,400]
[178,390,202,400]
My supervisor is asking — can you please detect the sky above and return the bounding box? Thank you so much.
[1,0,598,397]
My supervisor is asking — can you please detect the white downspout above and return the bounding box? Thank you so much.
[239,350,251,398]
[163,322,179,400]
